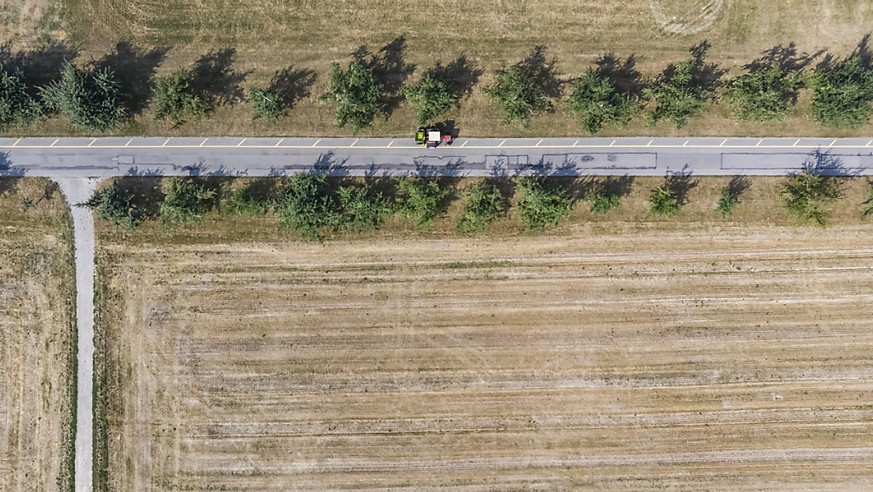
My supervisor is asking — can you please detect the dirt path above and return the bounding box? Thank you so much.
[56,178,100,492]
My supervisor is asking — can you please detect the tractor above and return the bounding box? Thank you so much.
[415,126,453,148]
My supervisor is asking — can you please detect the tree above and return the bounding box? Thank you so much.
[80,181,145,229]
[456,180,504,234]
[863,184,873,218]
[648,185,680,216]
[159,177,216,224]
[40,62,126,131]
[320,59,384,131]
[779,170,843,225]
[810,54,873,128]
[223,185,268,216]
[335,182,392,232]
[484,46,561,125]
[273,173,337,240]
[725,64,804,121]
[514,177,574,231]
[402,71,458,125]
[153,69,209,124]
[395,178,448,227]
[248,86,281,121]
[0,63,41,129]
[567,68,637,133]
[644,44,720,128]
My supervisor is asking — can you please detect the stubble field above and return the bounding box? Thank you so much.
[98,219,873,489]
[0,178,75,492]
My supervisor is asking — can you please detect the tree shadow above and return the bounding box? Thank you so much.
[353,35,416,118]
[112,177,164,220]
[746,42,823,73]
[665,166,698,205]
[0,40,79,95]
[93,41,169,115]
[312,152,350,177]
[594,53,644,99]
[688,40,726,93]
[426,52,483,100]
[803,148,859,176]
[515,45,562,99]
[268,65,317,112]
[725,175,751,201]
[191,48,253,106]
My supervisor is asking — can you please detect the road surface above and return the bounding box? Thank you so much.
[2,136,873,178]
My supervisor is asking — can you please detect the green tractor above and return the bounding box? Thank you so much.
[415,125,453,148]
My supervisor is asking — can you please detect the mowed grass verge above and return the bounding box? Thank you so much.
[33,0,873,137]
[95,219,873,489]
[0,178,76,492]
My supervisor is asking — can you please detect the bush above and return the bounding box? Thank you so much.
[588,192,621,214]
[248,86,281,121]
[40,62,126,131]
[716,189,740,216]
[159,177,217,224]
[0,63,41,128]
[80,182,145,229]
[567,68,636,133]
[274,173,337,240]
[484,46,560,125]
[153,69,209,123]
[402,71,458,125]
[223,186,268,216]
[335,183,392,232]
[810,54,873,128]
[515,177,574,231]
[395,178,448,227]
[864,185,873,219]
[320,59,384,131]
[725,64,803,121]
[456,180,504,234]
[644,44,720,128]
[648,185,680,216]
[779,171,843,225]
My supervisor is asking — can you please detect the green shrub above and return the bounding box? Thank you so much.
[320,59,384,131]
[779,171,843,225]
[587,192,621,214]
[716,189,740,216]
[725,64,803,121]
[153,69,209,123]
[335,183,392,232]
[515,177,574,231]
[644,44,719,128]
[223,186,268,216]
[810,54,873,128]
[567,68,636,133]
[80,182,146,229]
[159,177,217,224]
[0,63,41,128]
[402,71,458,125]
[274,173,337,240]
[484,46,560,125]
[648,185,681,216]
[395,178,448,227]
[40,62,126,131]
[248,87,281,121]
[456,180,504,234]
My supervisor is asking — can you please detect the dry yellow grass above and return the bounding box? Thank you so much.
[95,175,873,489]
[48,0,873,137]
[0,178,75,492]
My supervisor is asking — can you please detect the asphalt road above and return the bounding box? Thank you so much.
[3,136,873,178]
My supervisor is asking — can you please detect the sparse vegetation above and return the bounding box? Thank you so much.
[273,173,337,240]
[222,185,268,216]
[335,182,392,232]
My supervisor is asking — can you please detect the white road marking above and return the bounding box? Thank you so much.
[535,139,543,147]
[12,138,20,147]
[461,140,468,147]
[312,139,321,147]
[683,140,688,147]
[573,140,579,147]
[125,139,132,147]
[50,139,59,147]
[610,139,615,147]
[387,141,393,148]
[88,139,96,147]
[274,139,283,147]
[351,138,359,147]
[756,139,762,147]
[499,139,507,147]
[162,138,169,147]
[793,139,800,147]
[646,139,653,146]
[720,139,727,147]
[199,138,208,147]
[867,140,873,147]
[237,138,247,147]
[829,139,837,147]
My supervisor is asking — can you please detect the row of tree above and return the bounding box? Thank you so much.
[81,169,861,239]
[2,40,872,133]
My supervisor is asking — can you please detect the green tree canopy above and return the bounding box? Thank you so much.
[810,54,873,128]
[159,177,216,224]
[779,169,843,225]
[725,63,804,121]
[567,68,637,133]
[248,86,281,121]
[0,63,41,128]
[484,46,561,125]
[402,71,458,125]
[514,177,574,231]
[80,181,146,229]
[648,185,681,216]
[274,173,338,240]
[456,180,504,234]
[40,62,126,131]
[395,178,449,227]
[320,59,385,131]
[153,69,209,124]
[335,182,392,232]
[644,44,720,128]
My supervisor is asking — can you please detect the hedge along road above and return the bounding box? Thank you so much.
[30,134,873,492]
[2,136,873,179]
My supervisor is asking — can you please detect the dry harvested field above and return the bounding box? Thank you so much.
[98,217,873,489]
[0,178,75,492]
[46,0,873,136]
